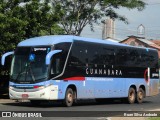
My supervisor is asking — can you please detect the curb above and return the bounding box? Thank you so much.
[0,99,15,103]
[0,99,30,104]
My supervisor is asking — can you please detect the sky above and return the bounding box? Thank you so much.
[81,0,160,41]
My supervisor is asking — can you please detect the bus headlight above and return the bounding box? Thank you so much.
[9,86,14,90]
[33,86,45,89]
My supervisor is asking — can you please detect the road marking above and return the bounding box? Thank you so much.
[97,117,111,120]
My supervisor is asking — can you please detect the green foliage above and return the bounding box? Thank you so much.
[51,0,146,36]
[23,0,52,38]
[148,117,160,120]
[0,0,64,55]
[0,9,26,55]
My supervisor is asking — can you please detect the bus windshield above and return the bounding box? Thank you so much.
[10,47,51,83]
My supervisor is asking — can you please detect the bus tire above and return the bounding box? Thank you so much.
[128,87,136,104]
[136,88,145,104]
[64,88,74,107]
[73,90,77,104]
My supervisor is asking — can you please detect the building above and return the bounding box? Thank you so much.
[120,36,160,58]
[102,18,115,39]
[151,40,160,46]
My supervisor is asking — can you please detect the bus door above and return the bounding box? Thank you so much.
[145,67,159,96]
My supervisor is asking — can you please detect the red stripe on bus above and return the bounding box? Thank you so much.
[144,69,149,83]
[64,77,85,81]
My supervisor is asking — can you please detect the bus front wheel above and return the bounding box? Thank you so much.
[128,87,136,104]
[64,88,74,107]
[136,88,145,104]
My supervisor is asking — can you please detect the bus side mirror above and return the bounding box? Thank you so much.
[1,51,14,66]
[46,50,62,65]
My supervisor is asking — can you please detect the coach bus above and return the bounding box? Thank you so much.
[1,35,159,107]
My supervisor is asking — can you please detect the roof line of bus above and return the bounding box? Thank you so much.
[18,35,125,46]
[17,35,157,51]
[18,35,123,46]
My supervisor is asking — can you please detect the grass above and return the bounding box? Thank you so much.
[148,117,160,120]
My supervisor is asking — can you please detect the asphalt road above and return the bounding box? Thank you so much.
[0,90,160,120]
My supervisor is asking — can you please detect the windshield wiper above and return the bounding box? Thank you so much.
[15,71,26,82]
[15,62,36,83]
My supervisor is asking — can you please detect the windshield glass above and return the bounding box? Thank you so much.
[10,46,51,83]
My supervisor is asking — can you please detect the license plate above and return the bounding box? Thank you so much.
[22,94,29,99]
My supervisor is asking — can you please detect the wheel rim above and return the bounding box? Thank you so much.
[129,91,135,101]
[67,92,73,103]
[138,91,143,100]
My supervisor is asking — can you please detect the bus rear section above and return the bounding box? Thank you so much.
[62,40,159,105]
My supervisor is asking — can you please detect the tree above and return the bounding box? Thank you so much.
[0,0,64,55]
[51,0,146,36]
[0,0,28,55]
[22,0,63,38]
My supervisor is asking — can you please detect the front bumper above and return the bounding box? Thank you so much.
[9,85,59,100]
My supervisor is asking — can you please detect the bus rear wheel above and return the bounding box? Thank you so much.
[128,87,136,104]
[64,88,74,107]
[136,88,145,104]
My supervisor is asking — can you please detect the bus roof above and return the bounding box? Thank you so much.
[18,35,125,46]
[18,35,73,46]
[17,35,156,51]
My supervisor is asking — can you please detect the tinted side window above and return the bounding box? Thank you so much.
[69,41,87,66]
[148,50,158,68]
[54,42,71,52]
[102,45,115,65]
[49,43,71,79]
[87,43,102,65]
[128,48,140,67]
[64,41,88,78]
[116,47,128,66]
[69,42,116,66]
[50,52,66,78]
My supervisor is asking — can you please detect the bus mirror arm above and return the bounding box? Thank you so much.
[46,50,62,65]
[1,51,14,66]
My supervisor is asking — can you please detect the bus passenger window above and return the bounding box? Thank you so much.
[51,58,61,74]
[50,53,63,77]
